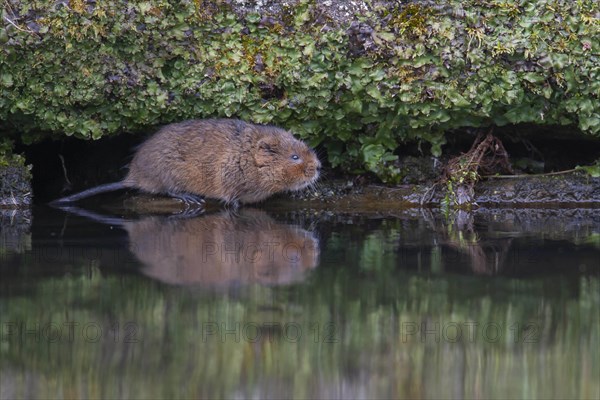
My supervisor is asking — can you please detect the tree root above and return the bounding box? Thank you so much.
[422,129,513,207]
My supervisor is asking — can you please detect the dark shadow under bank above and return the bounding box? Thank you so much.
[11,122,600,206]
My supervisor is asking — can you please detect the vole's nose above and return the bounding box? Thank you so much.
[306,163,320,177]
[316,160,322,173]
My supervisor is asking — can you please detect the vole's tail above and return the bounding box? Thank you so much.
[51,204,129,227]
[49,182,126,205]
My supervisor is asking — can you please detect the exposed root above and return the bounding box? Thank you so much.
[423,129,513,207]
[58,154,72,187]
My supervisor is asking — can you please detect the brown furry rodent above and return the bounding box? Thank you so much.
[52,119,321,206]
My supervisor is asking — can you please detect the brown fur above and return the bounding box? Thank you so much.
[54,119,321,205]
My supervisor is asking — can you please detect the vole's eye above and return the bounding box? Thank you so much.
[291,154,300,161]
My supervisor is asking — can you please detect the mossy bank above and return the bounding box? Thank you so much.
[1,0,599,204]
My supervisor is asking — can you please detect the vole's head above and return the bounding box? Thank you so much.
[254,129,321,195]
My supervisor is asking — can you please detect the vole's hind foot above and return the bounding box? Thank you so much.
[223,200,240,215]
[169,192,206,206]
[170,206,205,219]
[168,191,206,218]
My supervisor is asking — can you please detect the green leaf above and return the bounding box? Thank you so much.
[576,161,600,178]
[348,59,374,76]
[344,99,363,114]
[362,143,386,164]
[579,116,600,132]
[0,74,13,87]
[366,84,383,102]
[446,91,470,107]
[521,72,545,83]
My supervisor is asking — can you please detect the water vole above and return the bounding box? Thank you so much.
[52,119,321,206]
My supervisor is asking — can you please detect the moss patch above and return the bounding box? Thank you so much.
[1,0,599,183]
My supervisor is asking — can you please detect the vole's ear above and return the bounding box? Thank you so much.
[257,136,279,153]
[255,136,279,166]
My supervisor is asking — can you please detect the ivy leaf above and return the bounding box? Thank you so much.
[0,74,13,87]
[446,91,470,107]
[344,99,363,114]
[522,72,545,83]
[366,84,383,102]
[348,59,374,76]
[576,161,600,178]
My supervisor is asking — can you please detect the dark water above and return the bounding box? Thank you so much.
[1,204,599,399]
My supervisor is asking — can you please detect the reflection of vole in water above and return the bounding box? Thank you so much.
[52,119,321,206]
[131,210,319,286]
[59,207,319,287]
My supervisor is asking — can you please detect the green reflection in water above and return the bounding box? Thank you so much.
[0,207,599,399]
[2,271,598,399]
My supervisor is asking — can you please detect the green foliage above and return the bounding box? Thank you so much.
[0,138,32,206]
[576,159,600,177]
[1,0,599,182]
[0,138,28,170]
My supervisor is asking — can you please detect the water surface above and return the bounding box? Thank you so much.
[1,205,598,399]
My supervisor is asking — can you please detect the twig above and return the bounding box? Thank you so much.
[2,15,37,35]
[420,182,440,205]
[58,154,73,186]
